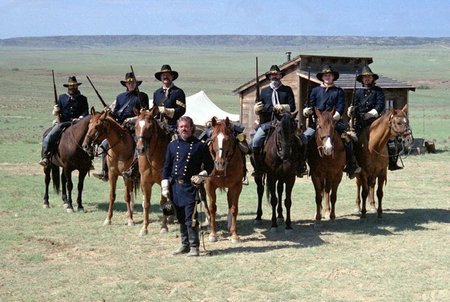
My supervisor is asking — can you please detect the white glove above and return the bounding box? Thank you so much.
[254,102,264,114]
[364,109,379,120]
[158,106,166,114]
[161,179,170,198]
[303,107,313,117]
[191,170,208,186]
[52,105,60,116]
[347,106,356,117]
[158,106,175,118]
[124,117,136,124]
[333,111,341,121]
[274,104,290,113]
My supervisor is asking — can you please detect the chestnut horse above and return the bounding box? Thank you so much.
[354,105,409,219]
[42,115,92,212]
[253,112,300,231]
[82,108,137,226]
[134,107,172,236]
[205,117,245,243]
[307,109,345,221]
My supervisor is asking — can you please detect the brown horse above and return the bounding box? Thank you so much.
[42,116,92,212]
[134,107,172,236]
[354,105,409,219]
[205,117,245,243]
[307,109,346,221]
[82,108,136,226]
[253,112,300,231]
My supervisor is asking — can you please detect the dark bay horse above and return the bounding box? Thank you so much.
[134,107,172,236]
[354,105,409,219]
[42,115,91,212]
[205,117,245,243]
[307,109,345,221]
[253,112,300,231]
[82,108,136,226]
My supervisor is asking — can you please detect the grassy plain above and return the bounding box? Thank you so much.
[0,42,449,301]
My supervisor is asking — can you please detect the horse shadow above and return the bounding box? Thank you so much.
[96,201,164,225]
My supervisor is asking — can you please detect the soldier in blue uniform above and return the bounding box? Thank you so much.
[347,65,402,170]
[153,65,186,133]
[161,116,214,257]
[302,66,361,178]
[93,72,148,180]
[39,76,89,168]
[252,65,305,177]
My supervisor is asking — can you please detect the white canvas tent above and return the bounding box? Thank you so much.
[184,91,239,126]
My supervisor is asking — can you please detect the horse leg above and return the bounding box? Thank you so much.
[354,176,362,214]
[61,172,68,207]
[124,178,134,226]
[76,170,87,212]
[323,179,332,220]
[276,181,284,223]
[104,175,118,225]
[360,176,369,219]
[368,182,377,213]
[254,175,264,223]
[329,181,340,221]
[43,167,51,208]
[227,184,242,243]
[140,183,152,236]
[205,183,218,242]
[284,178,295,230]
[312,176,323,221]
[268,177,278,231]
[376,175,386,219]
[65,171,74,213]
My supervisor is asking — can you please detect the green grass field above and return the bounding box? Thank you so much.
[0,43,449,301]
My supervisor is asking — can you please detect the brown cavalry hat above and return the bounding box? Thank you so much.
[154,65,179,81]
[120,72,142,87]
[316,65,340,81]
[357,65,379,83]
[63,76,82,87]
[265,65,284,80]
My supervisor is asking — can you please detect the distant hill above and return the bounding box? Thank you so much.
[0,35,449,47]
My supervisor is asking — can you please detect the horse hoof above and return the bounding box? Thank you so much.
[63,203,69,209]
[277,217,284,224]
[103,219,111,226]
[77,207,85,213]
[353,208,361,215]
[230,237,240,244]
[127,221,135,226]
[66,208,74,213]
[369,207,377,214]
[269,227,278,233]
[208,235,218,242]
[43,204,50,209]
[139,229,148,237]
[160,227,168,234]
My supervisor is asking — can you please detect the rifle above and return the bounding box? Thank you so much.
[86,75,108,108]
[255,57,260,104]
[349,69,358,130]
[51,70,60,123]
[130,65,145,109]
[305,66,311,128]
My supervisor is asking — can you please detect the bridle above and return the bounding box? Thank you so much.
[209,128,237,178]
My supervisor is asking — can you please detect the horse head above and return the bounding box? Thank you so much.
[135,107,160,155]
[209,116,235,174]
[315,108,336,157]
[82,107,110,156]
[388,104,409,138]
[276,111,298,160]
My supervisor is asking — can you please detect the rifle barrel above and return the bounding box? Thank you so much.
[86,75,108,108]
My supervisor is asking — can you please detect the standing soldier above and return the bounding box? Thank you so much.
[302,65,361,179]
[93,72,148,181]
[39,76,89,168]
[153,65,186,134]
[347,65,402,170]
[161,116,214,257]
[252,65,305,177]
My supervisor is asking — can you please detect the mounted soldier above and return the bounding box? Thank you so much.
[153,65,186,136]
[93,72,149,181]
[347,65,402,170]
[39,76,89,168]
[251,65,305,177]
[301,65,361,179]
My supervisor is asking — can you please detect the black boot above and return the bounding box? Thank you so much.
[187,224,200,257]
[251,147,264,177]
[173,223,190,255]
[39,152,51,168]
[122,158,139,179]
[344,142,361,179]
[388,140,403,171]
[93,153,108,181]
[296,136,308,178]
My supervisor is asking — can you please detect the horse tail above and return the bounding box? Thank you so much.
[133,177,140,198]
[51,164,60,194]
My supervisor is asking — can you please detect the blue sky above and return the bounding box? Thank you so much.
[0,0,449,39]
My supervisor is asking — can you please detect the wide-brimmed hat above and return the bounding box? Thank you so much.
[63,76,82,87]
[120,72,142,87]
[316,66,340,81]
[154,65,179,81]
[265,65,284,80]
[357,65,379,83]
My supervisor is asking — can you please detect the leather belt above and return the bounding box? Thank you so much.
[174,179,188,184]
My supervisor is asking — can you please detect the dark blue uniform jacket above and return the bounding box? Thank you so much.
[113,90,147,123]
[258,85,295,125]
[153,85,186,126]
[58,93,89,123]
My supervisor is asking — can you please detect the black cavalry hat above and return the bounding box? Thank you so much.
[316,65,340,81]
[120,72,142,87]
[63,76,82,87]
[154,64,179,81]
[265,65,284,80]
[357,65,379,83]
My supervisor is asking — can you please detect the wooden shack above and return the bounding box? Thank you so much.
[233,54,416,140]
